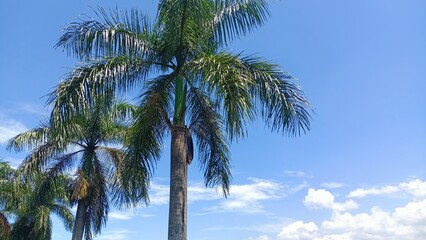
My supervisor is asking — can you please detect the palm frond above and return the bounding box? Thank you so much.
[157,0,216,60]
[0,212,11,239]
[33,205,53,240]
[18,142,64,176]
[48,56,151,124]
[51,204,74,231]
[6,126,49,152]
[188,52,256,140]
[187,87,231,196]
[56,7,153,60]
[85,154,108,235]
[121,74,172,206]
[241,56,312,135]
[213,0,269,45]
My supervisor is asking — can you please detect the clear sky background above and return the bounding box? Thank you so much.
[1,1,426,239]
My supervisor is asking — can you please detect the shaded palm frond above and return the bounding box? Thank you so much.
[18,142,65,176]
[56,7,153,60]
[187,88,231,196]
[86,154,109,235]
[121,74,173,206]
[50,204,74,231]
[213,0,269,45]
[0,212,11,239]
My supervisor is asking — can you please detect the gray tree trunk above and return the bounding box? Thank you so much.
[72,199,87,240]
[168,126,188,240]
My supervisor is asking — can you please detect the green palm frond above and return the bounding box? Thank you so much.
[157,0,216,59]
[6,126,49,152]
[48,56,152,123]
[241,56,311,135]
[189,52,311,137]
[188,52,256,139]
[187,88,231,196]
[33,205,52,240]
[87,154,109,235]
[84,215,93,240]
[56,7,153,60]
[121,75,173,206]
[50,204,74,231]
[213,0,269,45]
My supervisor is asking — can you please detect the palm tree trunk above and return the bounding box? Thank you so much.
[72,199,88,240]
[168,125,188,240]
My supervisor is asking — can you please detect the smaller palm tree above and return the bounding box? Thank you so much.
[7,95,135,240]
[0,160,74,240]
[0,160,15,239]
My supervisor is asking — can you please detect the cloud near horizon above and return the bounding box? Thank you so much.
[275,179,426,240]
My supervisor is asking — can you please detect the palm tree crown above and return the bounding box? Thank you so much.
[0,161,73,240]
[49,1,311,239]
[7,96,133,240]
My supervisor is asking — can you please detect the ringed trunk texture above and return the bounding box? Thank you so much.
[168,126,188,240]
[72,199,88,240]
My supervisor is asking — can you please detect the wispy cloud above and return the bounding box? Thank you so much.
[207,178,302,214]
[347,179,426,199]
[95,229,133,240]
[147,178,307,215]
[109,211,134,220]
[283,171,311,178]
[320,182,345,189]
[0,118,27,144]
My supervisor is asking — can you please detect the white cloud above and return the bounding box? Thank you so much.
[321,182,345,189]
[248,235,271,240]
[277,221,318,240]
[283,171,309,178]
[275,179,426,240]
[209,178,304,214]
[148,182,170,206]
[0,118,27,144]
[304,189,358,212]
[109,211,134,220]
[347,179,426,199]
[148,178,306,214]
[95,229,132,240]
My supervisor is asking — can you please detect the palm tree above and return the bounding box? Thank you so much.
[0,161,15,239]
[0,161,74,240]
[7,96,134,240]
[50,1,311,239]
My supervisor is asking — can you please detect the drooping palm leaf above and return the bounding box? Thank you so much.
[187,87,231,195]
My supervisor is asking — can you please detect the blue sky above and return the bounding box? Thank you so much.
[1,1,426,239]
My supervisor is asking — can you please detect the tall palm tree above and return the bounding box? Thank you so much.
[50,1,311,239]
[7,96,134,240]
[0,160,74,240]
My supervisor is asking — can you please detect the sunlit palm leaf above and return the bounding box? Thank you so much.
[56,7,153,60]
[213,0,269,45]
[48,56,151,123]
[241,56,311,135]
[188,52,256,139]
